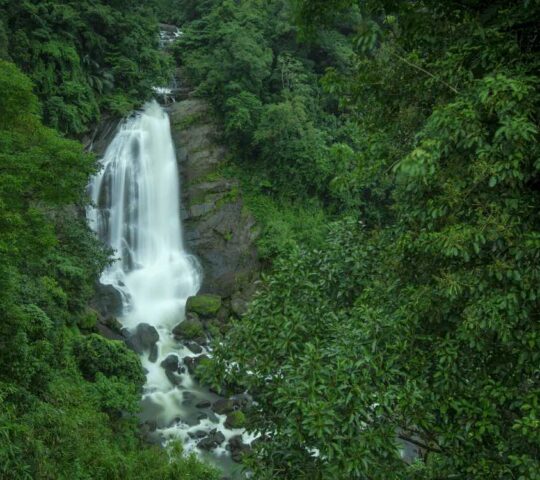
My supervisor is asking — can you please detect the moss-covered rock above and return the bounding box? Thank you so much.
[173,315,205,340]
[186,294,222,317]
[224,410,246,429]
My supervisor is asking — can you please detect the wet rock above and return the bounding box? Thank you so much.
[148,346,158,363]
[216,305,230,323]
[130,323,159,351]
[83,114,122,157]
[170,417,182,427]
[197,429,225,450]
[188,429,208,440]
[185,341,203,354]
[96,322,124,342]
[186,311,200,322]
[165,370,182,386]
[140,420,161,445]
[227,435,251,463]
[182,391,197,406]
[160,354,180,372]
[172,316,204,341]
[231,393,253,410]
[170,98,260,298]
[103,316,123,333]
[186,294,222,317]
[93,284,123,316]
[126,323,159,355]
[141,420,157,432]
[196,400,211,409]
[230,293,248,317]
[190,202,216,218]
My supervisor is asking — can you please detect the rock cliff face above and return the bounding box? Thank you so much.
[168,98,260,318]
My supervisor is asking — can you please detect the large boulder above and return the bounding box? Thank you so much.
[160,354,180,372]
[126,323,159,362]
[92,283,123,318]
[212,398,235,415]
[196,400,211,409]
[230,292,249,317]
[172,315,204,341]
[185,341,203,354]
[187,429,208,440]
[212,394,252,415]
[96,322,124,342]
[186,294,222,317]
[224,410,246,429]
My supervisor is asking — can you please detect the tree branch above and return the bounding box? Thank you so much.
[390,51,459,95]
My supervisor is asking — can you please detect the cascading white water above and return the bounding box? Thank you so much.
[88,101,200,331]
[88,101,250,476]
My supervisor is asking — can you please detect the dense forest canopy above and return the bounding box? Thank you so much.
[0,0,538,479]
[0,1,218,478]
[0,0,173,135]
[173,0,540,479]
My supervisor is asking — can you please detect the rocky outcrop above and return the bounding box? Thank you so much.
[125,323,159,362]
[197,429,226,450]
[91,283,123,318]
[168,97,260,322]
[83,115,122,156]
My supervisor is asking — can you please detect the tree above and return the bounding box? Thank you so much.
[0,60,218,479]
[200,1,540,478]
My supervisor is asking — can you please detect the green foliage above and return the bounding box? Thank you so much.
[246,192,328,261]
[77,308,99,331]
[1,0,172,134]
[174,0,353,200]
[0,61,217,479]
[74,334,144,384]
[194,1,540,478]
[226,410,246,429]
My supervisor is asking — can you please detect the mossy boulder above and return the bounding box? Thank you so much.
[212,398,235,415]
[186,294,222,317]
[224,410,246,429]
[172,315,204,340]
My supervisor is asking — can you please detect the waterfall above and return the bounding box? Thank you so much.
[87,101,249,476]
[88,101,200,330]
